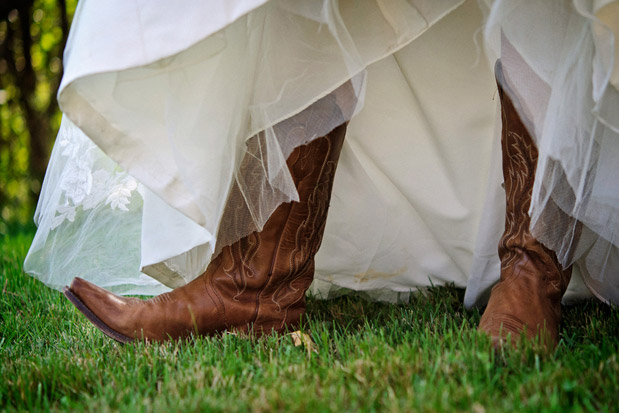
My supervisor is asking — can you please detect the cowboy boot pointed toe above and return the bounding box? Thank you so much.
[64,277,140,343]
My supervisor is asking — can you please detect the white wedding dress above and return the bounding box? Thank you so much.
[25,0,619,306]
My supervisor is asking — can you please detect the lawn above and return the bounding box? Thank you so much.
[1,231,618,412]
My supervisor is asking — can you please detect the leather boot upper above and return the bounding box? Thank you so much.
[478,61,572,349]
[67,122,347,342]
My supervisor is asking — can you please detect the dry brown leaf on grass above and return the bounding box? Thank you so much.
[289,331,318,355]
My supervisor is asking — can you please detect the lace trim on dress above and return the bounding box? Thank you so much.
[51,118,143,230]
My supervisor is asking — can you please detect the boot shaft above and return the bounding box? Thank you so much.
[495,62,570,297]
[205,123,347,331]
[478,62,572,348]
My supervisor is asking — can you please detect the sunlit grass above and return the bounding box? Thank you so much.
[1,232,618,411]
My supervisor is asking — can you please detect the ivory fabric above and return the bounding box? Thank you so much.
[25,0,617,305]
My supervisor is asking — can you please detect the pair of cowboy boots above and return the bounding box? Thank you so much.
[65,61,571,347]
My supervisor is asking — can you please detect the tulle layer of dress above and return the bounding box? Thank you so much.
[25,0,618,305]
[483,0,619,304]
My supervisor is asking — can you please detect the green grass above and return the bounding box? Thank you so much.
[1,232,618,412]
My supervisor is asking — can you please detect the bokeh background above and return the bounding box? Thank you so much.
[0,0,77,235]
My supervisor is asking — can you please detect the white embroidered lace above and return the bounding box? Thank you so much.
[51,119,142,230]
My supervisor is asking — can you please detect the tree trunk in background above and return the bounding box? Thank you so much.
[0,0,71,228]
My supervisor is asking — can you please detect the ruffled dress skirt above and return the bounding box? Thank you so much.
[25,0,619,306]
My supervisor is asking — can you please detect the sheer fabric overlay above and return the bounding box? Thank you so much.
[25,116,168,295]
[58,0,464,244]
[485,0,619,304]
[27,0,476,294]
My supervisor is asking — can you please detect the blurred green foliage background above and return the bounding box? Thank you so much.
[0,0,77,235]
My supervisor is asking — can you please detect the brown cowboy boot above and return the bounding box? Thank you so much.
[63,122,347,342]
[478,61,572,349]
